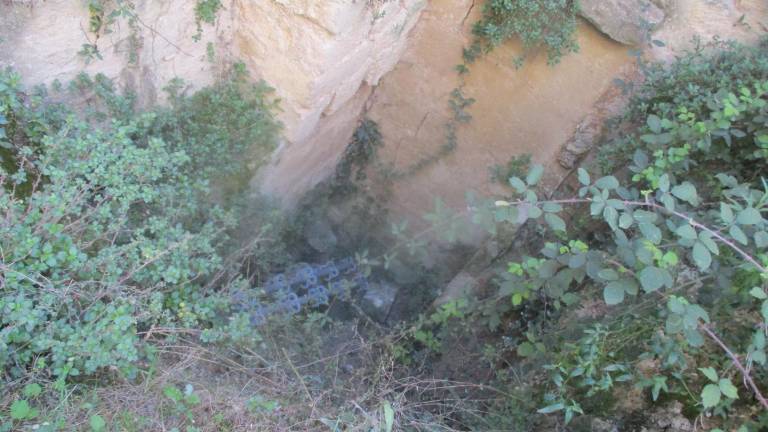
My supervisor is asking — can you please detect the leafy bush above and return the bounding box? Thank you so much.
[0,66,281,383]
[599,38,768,179]
[489,149,767,427]
[464,0,580,67]
[392,39,768,430]
[150,66,281,195]
[467,41,768,427]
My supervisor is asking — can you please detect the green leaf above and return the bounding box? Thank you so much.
[660,192,675,211]
[528,205,543,219]
[632,210,658,224]
[383,401,395,432]
[701,384,721,408]
[718,378,739,399]
[569,253,587,269]
[667,296,686,314]
[603,206,619,231]
[544,213,566,232]
[687,304,710,324]
[692,242,712,270]
[651,376,668,401]
[517,342,535,357]
[509,177,527,193]
[619,212,633,229]
[647,114,662,133]
[661,251,679,267]
[542,202,563,213]
[603,283,625,305]
[10,400,32,420]
[620,278,639,296]
[22,384,42,398]
[90,414,107,432]
[671,182,699,205]
[512,293,523,306]
[658,174,670,192]
[577,168,590,186]
[639,222,661,244]
[595,176,619,190]
[639,267,666,292]
[755,231,768,248]
[698,232,719,255]
[675,224,697,240]
[685,328,704,347]
[526,164,544,186]
[163,385,184,402]
[737,207,763,225]
[754,330,766,350]
[698,367,718,382]
[730,225,749,245]
[762,300,768,322]
[590,200,605,216]
[720,203,734,224]
[750,287,767,300]
[597,269,619,281]
[537,402,565,414]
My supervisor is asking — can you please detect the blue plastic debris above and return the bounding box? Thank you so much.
[233,257,370,326]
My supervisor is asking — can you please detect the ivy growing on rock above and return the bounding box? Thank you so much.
[464,0,580,67]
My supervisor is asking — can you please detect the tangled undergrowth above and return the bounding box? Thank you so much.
[391,37,768,431]
[0,62,490,431]
[463,0,580,67]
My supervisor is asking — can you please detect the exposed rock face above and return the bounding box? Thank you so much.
[0,0,426,203]
[559,69,638,169]
[365,0,634,233]
[0,0,227,107]
[243,0,427,204]
[579,0,666,45]
[2,0,767,228]
[650,0,767,62]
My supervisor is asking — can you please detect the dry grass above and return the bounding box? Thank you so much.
[1,316,512,431]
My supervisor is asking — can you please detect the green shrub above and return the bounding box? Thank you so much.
[150,66,281,197]
[395,39,768,429]
[0,66,281,382]
[464,0,580,67]
[599,38,768,180]
[475,41,768,426]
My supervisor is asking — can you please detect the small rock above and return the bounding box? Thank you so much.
[361,280,399,322]
[570,416,620,432]
[592,418,619,432]
[579,0,665,45]
[559,119,600,168]
[647,401,693,431]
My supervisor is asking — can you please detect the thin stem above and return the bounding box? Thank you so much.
[500,197,767,273]
[646,202,767,273]
[700,324,768,411]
